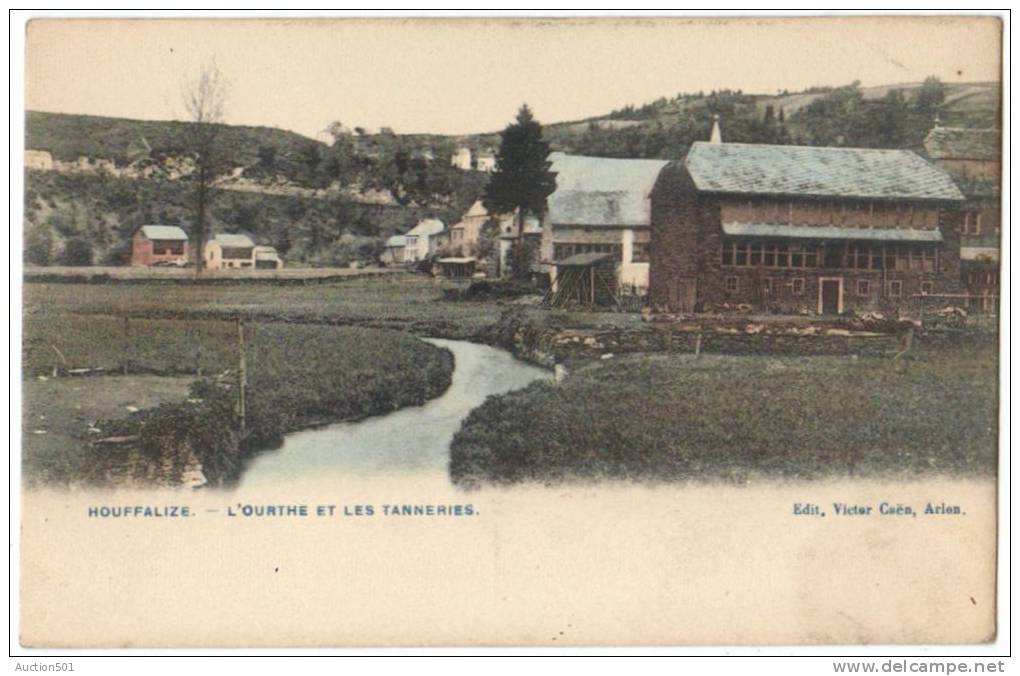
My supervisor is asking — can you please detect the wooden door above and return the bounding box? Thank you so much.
[820,279,842,315]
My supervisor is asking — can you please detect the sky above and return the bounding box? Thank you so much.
[25,16,1002,139]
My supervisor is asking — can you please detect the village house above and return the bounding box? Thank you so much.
[923,124,1001,308]
[204,233,257,270]
[448,200,508,254]
[381,234,407,265]
[475,151,497,172]
[24,149,54,171]
[648,134,965,315]
[403,218,447,263]
[130,225,190,267]
[539,151,669,294]
[450,147,473,170]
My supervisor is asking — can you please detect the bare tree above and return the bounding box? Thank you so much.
[181,62,229,273]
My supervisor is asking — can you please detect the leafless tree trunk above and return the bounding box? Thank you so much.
[181,62,229,274]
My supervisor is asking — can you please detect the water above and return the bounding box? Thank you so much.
[235,339,550,489]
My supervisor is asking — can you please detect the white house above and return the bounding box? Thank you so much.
[204,233,257,270]
[403,219,447,262]
[475,152,497,172]
[450,147,473,170]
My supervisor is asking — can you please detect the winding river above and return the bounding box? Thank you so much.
[236,339,550,489]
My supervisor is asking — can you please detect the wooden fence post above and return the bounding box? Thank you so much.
[237,318,247,432]
[695,331,703,359]
[122,316,130,375]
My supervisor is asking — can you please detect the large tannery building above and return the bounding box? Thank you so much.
[647,138,967,314]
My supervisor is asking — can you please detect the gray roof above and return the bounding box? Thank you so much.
[385,235,407,248]
[138,225,188,241]
[211,233,255,248]
[722,223,943,243]
[923,127,1000,161]
[548,152,669,226]
[405,218,445,237]
[685,142,964,202]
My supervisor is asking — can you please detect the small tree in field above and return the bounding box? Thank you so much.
[483,104,555,278]
[181,62,229,273]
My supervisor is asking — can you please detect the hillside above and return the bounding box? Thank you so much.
[22,79,1000,267]
[26,111,329,187]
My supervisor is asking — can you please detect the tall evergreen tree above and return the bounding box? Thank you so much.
[483,105,555,276]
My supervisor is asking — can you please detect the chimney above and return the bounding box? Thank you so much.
[710,114,722,144]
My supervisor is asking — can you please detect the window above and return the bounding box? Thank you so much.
[553,242,622,261]
[856,279,871,296]
[887,280,903,298]
[631,242,649,263]
[962,211,983,235]
[920,282,933,295]
[721,240,818,269]
[761,278,774,295]
[791,278,805,295]
[725,276,738,292]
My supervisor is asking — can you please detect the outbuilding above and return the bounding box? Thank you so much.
[131,225,190,267]
[204,233,256,270]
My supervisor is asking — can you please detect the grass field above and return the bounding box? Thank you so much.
[21,316,454,487]
[450,345,999,486]
[24,264,401,280]
[24,274,508,337]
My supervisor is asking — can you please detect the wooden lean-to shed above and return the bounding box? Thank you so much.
[547,252,619,307]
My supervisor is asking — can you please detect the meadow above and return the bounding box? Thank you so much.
[450,345,999,486]
[22,315,453,486]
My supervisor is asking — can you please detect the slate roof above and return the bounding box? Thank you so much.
[722,223,944,243]
[405,218,445,238]
[385,235,407,248]
[923,127,1001,161]
[685,142,964,202]
[547,152,669,226]
[139,225,188,241]
[211,233,255,248]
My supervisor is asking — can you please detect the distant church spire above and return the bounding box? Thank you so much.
[710,114,722,144]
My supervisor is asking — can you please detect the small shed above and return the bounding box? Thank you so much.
[547,253,618,307]
[253,245,283,269]
[436,257,477,278]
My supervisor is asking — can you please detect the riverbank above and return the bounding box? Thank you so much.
[450,343,999,487]
[22,317,454,488]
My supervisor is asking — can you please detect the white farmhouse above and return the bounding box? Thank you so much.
[403,219,447,262]
[204,233,257,270]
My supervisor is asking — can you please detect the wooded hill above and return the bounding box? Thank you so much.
[23,79,1000,266]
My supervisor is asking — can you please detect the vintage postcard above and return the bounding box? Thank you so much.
[15,15,1004,648]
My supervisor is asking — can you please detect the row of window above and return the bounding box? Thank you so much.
[553,243,623,261]
[960,211,1000,236]
[723,276,934,297]
[721,240,940,272]
[725,198,940,228]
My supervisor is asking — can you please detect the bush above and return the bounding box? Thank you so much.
[24,223,54,265]
[60,237,94,266]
